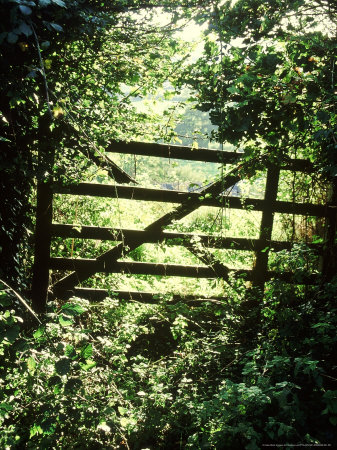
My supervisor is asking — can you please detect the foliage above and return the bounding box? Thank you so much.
[1,0,337,447]
[183,0,337,176]
[1,270,337,448]
[0,0,206,285]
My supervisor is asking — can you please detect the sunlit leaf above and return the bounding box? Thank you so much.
[27,356,36,373]
[80,343,93,359]
[59,314,73,327]
[80,359,96,371]
[61,303,85,316]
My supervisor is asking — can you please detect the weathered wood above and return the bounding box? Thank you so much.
[107,140,241,163]
[60,287,229,305]
[50,258,230,278]
[51,159,324,297]
[54,183,327,216]
[252,166,280,288]
[50,257,317,285]
[52,166,243,296]
[31,182,53,313]
[50,224,324,253]
[106,141,314,172]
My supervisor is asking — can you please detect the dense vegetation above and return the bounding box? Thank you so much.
[1,0,337,448]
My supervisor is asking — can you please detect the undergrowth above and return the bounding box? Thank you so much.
[1,276,337,449]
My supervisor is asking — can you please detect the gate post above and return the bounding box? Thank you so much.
[252,165,280,289]
[31,115,55,313]
[322,178,337,282]
[31,181,53,313]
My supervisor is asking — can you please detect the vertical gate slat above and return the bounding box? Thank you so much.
[252,165,280,289]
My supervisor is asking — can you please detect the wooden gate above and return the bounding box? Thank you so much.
[31,140,336,312]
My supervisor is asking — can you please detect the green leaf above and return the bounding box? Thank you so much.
[64,377,83,393]
[7,32,18,44]
[0,292,11,307]
[61,303,85,316]
[227,85,240,94]
[50,23,63,32]
[30,424,43,438]
[19,5,32,15]
[118,406,127,415]
[80,343,93,359]
[80,359,96,371]
[55,357,71,375]
[19,22,32,37]
[137,391,146,397]
[59,314,73,327]
[0,403,14,417]
[329,416,337,426]
[120,417,129,428]
[27,356,36,373]
[52,0,66,7]
[4,324,20,343]
[65,344,77,359]
[316,110,330,124]
[33,327,45,339]
[41,40,50,49]
[48,375,62,390]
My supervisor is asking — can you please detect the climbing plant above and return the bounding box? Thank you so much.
[0,0,209,286]
[183,0,337,175]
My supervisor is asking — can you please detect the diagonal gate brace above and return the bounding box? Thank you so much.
[52,165,245,297]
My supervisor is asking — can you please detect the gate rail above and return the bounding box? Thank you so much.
[31,141,336,312]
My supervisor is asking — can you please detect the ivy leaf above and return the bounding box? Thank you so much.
[0,291,11,307]
[316,110,330,124]
[7,32,19,44]
[0,403,14,417]
[50,23,63,32]
[227,85,240,94]
[49,375,63,393]
[118,406,127,415]
[41,40,50,49]
[52,0,66,7]
[19,5,33,15]
[19,22,32,37]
